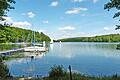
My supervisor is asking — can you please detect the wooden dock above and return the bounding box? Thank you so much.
[0,48,24,55]
[0,46,48,55]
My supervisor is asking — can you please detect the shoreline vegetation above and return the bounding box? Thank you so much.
[1,58,120,80]
[1,56,120,80]
[0,25,51,43]
[57,34,120,42]
[1,25,120,43]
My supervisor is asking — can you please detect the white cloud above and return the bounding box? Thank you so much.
[0,16,32,29]
[50,1,59,7]
[65,7,88,14]
[2,17,13,22]
[72,0,99,3]
[12,21,31,28]
[73,0,84,2]
[27,12,35,18]
[59,26,76,31]
[51,31,92,39]
[22,12,35,18]
[63,32,92,38]
[104,27,109,31]
[0,17,13,25]
[42,20,49,24]
[92,0,98,3]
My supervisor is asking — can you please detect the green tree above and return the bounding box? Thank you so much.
[104,0,120,29]
[0,0,15,21]
[0,26,51,43]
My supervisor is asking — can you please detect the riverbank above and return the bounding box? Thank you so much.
[57,34,120,42]
[5,66,120,80]
[5,74,120,80]
[1,43,120,79]
[1,55,120,80]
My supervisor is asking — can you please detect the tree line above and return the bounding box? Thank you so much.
[0,25,51,43]
[58,34,120,42]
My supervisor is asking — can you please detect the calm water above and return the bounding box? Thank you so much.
[2,42,120,77]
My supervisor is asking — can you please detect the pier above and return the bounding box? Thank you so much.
[0,48,24,55]
[0,46,48,55]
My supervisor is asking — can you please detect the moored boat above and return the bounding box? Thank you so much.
[50,39,54,44]
[24,46,48,52]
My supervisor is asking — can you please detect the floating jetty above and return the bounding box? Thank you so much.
[0,48,24,55]
[0,46,48,55]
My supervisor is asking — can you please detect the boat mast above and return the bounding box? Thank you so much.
[33,31,35,45]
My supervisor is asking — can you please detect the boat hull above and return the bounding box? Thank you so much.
[24,46,48,52]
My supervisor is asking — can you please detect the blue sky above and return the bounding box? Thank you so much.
[4,0,120,39]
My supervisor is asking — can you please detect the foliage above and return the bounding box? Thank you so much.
[0,0,15,21]
[104,0,120,18]
[42,65,120,80]
[39,32,51,42]
[104,0,120,29]
[49,65,67,78]
[1,65,120,80]
[57,34,120,42]
[0,55,9,80]
[0,26,51,43]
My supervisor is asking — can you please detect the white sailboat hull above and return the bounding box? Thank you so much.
[24,46,48,52]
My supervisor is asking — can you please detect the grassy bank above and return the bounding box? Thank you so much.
[1,55,120,80]
[9,65,120,80]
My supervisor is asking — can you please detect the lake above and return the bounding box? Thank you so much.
[1,42,120,77]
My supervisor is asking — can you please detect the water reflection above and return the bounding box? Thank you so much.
[54,43,120,59]
[3,42,120,77]
[50,44,53,51]
[24,52,46,59]
[6,52,47,77]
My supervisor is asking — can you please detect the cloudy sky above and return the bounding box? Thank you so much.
[4,0,120,39]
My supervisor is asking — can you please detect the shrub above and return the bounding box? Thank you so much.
[49,65,67,78]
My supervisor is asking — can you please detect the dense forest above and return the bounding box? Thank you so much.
[58,34,120,42]
[0,25,51,43]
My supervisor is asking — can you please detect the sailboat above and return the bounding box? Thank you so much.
[60,41,62,44]
[50,39,54,44]
[24,46,48,52]
[24,31,48,52]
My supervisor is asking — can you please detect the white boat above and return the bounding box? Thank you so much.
[60,41,62,44]
[24,46,48,52]
[23,29,48,52]
[50,39,54,44]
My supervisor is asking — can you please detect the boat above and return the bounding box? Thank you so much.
[24,30,48,52]
[24,46,48,52]
[50,39,54,44]
[60,41,62,44]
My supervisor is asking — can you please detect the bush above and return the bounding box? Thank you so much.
[0,55,9,80]
[49,65,67,78]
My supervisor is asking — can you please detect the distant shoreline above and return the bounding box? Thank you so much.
[56,34,120,43]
